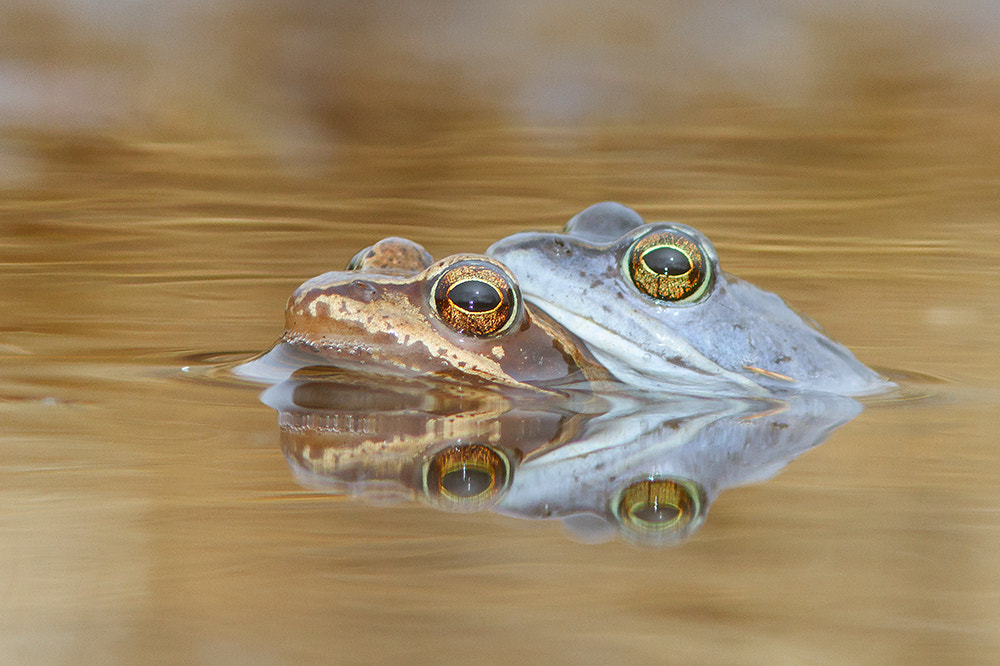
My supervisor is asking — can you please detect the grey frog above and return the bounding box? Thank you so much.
[487,202,891,397]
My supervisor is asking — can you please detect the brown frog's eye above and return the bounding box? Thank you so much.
[432,260,519,338]
[625,229,711,302]
[347,237,433,273]
[423,444,513,512]
[346,247,370,271]
[613,477,704,543]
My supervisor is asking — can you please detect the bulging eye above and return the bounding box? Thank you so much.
[347,237,433,274]
[625,228,711,302]
[346,248,370,271]
[422,443,513,512]
[613,477,704,543]
[432,260,519,337]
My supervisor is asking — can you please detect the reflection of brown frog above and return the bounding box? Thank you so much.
[237,237,613,391]
[266,374,589,513]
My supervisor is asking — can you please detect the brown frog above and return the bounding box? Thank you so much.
[237,237,612,390]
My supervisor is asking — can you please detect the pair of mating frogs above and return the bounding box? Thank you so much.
[240,202,889,398]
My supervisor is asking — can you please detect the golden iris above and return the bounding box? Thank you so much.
[625,229,710,302]
[615,477,703,535]
[423,444,512,511]
[432,261,518,337]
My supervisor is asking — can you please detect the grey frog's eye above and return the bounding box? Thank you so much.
[432,260,519,337]
[625,228,712,302]
[614,477,704,540]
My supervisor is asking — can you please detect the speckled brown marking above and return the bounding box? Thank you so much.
[270,244,614,390]
[347,237,433,274]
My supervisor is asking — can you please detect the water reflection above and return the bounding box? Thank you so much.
[259,372,861,546]
[263,371,593,503]
[497,391,861,546]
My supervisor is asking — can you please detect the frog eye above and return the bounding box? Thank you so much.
[613,477,705,543]
[432,260,519,338]
[625,228,711,302]
[346,247,371,271]
[422,444,513,512]
[347,237,433,273]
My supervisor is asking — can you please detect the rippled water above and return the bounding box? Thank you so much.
[4,4,1000,664]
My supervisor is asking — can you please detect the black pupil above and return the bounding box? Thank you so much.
[448,279,502,312]
[632,501,681,524]
[642,246,691,276]
[441,467,493,497]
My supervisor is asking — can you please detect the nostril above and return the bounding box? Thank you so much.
[352,280,378,303]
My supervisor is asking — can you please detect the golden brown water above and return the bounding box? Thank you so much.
[3,4,1000,663]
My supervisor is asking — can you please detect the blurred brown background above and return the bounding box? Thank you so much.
[3,1,1000,169]
[2,3,1000,664]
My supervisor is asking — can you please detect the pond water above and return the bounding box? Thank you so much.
[3,4,1000,664]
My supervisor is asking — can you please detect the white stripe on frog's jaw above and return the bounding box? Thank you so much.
[519,275,891,397]
[243,250,614,391]
[489,221,893,398]
[518,292,768,397]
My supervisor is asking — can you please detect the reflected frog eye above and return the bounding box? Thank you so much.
[625,229,711,302]
[432,261,519,337]
[422,443,513,512]
[614,477,704,541]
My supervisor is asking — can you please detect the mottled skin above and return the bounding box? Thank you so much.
[496,391,863,545]
[266,372,862,544]
[347,236,434,274]
[240,238,612,390]
[487,202,891,397]
[265,374,586,512]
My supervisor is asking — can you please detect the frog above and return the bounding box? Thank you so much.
[235,237,613,391]
[267,368,861,545]
[267,372,588,513]
[487,202,891,397]
[497,390,862,545]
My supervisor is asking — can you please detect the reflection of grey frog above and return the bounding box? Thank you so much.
[495,392,862,546]
[261,372,860,547]
[488,203,891,397]
[236,237,613,391]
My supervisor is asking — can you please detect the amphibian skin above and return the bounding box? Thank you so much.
[266,372,861,545]
[487,203,890,397]
[238,237,612,390]
[497,391,862,546]
[266,373,586,513]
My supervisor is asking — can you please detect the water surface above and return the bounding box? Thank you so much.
[3,4,1000,664]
